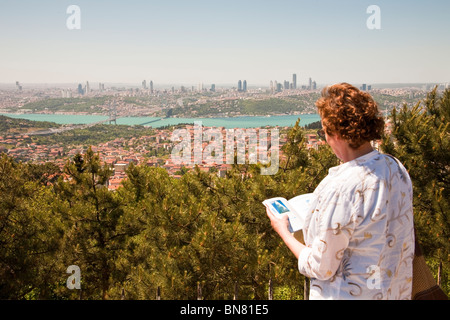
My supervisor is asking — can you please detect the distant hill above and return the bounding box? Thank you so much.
[0,115,60,135]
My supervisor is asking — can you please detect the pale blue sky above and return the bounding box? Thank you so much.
[0,0,449,86]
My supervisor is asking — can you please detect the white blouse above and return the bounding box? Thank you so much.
[298,150,415,300]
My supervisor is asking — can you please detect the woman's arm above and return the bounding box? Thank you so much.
[266,207,306,259]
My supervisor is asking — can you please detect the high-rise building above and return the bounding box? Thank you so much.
[77,84,84,95]
[61,89,73,98]
[270,80,274,93]
[210,84,216,92]
[243,80,247,92]
[150,81,154,93]
[238,80,242,92]
[85,81,90,94]
[276,83,282,92]
[361,84,367,91]
[308,78,312,90]
[142,80,147,89]
[292,74,297,89]
[284,81,289,90]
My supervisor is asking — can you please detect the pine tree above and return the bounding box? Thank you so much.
[0,155,64,299]
[281,119,310,171]
[55,147,132,299]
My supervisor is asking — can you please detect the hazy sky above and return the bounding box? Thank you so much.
[1,0,449,86]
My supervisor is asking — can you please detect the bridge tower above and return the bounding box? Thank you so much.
[108,101,117,125]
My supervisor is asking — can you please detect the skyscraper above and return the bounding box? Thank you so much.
[276,83,282,92]
[150,81,154,93]
[142,80,147,89]
[292,74,297,89]
[238,80,242,92]
[243,80,247,92]
[61,89,73,98]
[77,84,84,95]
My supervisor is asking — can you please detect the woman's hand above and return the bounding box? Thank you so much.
[265,206,306,259]
[265,206,291,237]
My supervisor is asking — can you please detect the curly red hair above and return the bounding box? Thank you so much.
[315,83,385,149]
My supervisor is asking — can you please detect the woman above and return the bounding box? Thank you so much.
[267,83,415,300]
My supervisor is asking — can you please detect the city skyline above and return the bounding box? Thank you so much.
[4,76,446,91]
[1,0,449,85]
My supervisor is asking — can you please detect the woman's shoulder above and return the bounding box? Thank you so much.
[315,151,411,199]
[365,152,411,185]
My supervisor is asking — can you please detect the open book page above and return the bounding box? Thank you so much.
[287,193,316,232]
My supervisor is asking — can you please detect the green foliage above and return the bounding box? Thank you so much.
[304,120,322,130]
[238,98,299,115]
[0,115,59,135]
[18,97,109,113]
[56,147,136,299]
[165,94,320,117]
[0,154,65,299]
[281,119,310,171]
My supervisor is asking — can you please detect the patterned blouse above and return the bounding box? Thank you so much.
[298,150,415,300]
